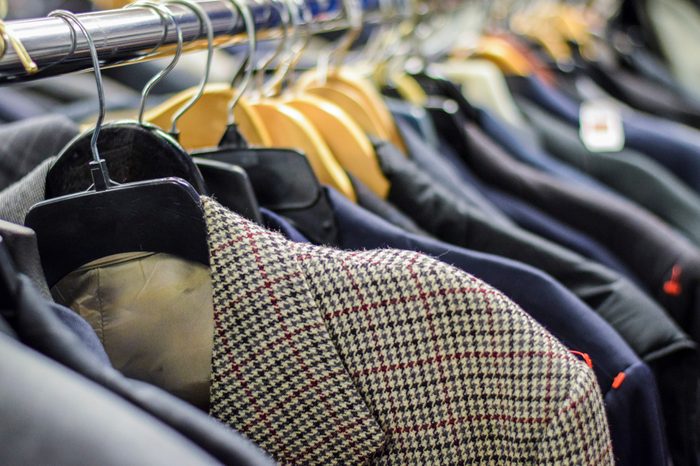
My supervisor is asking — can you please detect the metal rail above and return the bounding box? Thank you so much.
[0,0,384,83]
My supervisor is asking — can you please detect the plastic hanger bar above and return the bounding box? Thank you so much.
[0,0,384,83]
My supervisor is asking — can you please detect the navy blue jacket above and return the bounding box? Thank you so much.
[508,74,700,196]
[477,107,614,193]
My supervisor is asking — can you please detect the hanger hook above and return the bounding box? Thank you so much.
[331,0,363,68]
[253,0,290,97]
[261,0,305,97]
[226,0,256,124]
[281,0,313,90]
[164,0,214,136]
[48,10,111,191]
[127,2,184,124]
[358,0,392,64]
[315,0,362,83]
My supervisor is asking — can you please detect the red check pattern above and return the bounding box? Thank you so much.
[203,197,613,465]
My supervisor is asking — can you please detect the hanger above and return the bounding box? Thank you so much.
[245,0,357,201]
[370,0,430,106]
[295,0,406,152]
[144,1,270,149]
[197,147,341,245]
[44,2,207,199]
[508,0,574,66]
[423,0,521,125]
[26,9,210,288]
[193,158,263,223]
[446,0,533,76]
[280,0,390,198]
[190,0,342,240]
[469,35,534,76]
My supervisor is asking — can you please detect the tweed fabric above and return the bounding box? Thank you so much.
[203,197,613,465]
[205,198,386,464]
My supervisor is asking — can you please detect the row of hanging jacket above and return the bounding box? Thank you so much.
[2,0,700,464]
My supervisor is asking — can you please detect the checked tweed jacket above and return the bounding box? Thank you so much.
[203,197,613,465]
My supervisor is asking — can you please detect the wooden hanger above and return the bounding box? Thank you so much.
[451,34,534,76]
[294,0,407,153]
[301,83,391,140]
[256,0,388,198]
[351,0,429,108]
[286,94,390,198]
[252,101,357,201]
[296,65,408,153]
[509,2,573,65]
[232,0,354,201]
[145,85,270,148]
[143,0,270,149]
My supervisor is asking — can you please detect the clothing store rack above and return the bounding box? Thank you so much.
[0,0,387,83]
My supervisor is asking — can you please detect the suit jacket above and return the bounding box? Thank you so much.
[7,273,272,466]
[47,190,665,465]
[507,74,700,196]
[203,196,614,464]
[520,99,700,249]
[583,58,700,130]
[462,122,700,339]
[397,119,637,280]
[321,186,668,466]
[0,328,221,466]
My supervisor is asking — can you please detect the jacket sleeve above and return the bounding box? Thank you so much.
[536,362,614,465]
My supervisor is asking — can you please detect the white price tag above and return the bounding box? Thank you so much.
[579,100,625,153]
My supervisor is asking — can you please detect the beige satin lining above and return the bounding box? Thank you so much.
[52,252,214,411]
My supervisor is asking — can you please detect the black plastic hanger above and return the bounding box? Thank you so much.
[195,147,339,245]
[193,158,262,224]
[25,9,209,288]
[44,2,207,198]
[46,122,208,198]
[190,0,337,239]
[384,70,478,158]
[411,71,480,120]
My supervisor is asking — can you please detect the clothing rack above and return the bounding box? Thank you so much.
[0,0,387,83]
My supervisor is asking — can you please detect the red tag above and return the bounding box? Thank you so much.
[663,265,683,296]
[612,372,626,390]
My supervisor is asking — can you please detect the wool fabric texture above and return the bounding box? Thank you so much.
[203,197,613,465]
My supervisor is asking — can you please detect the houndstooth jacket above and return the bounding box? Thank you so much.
[203,197,613,465]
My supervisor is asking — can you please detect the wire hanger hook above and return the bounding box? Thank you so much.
[126,1,185,124]
[224,0,257,124]
[48,10,111,191]
[164,0,215,136]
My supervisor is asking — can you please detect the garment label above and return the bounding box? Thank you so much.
[579,100,625,153]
